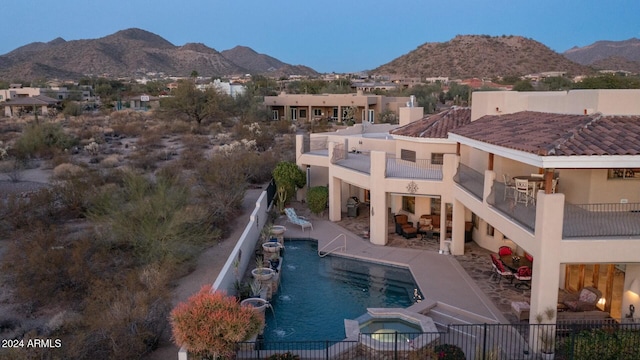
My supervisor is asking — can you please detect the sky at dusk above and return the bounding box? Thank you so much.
[2,0,639,74]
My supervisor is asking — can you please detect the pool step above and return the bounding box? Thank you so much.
[318,263,419,300]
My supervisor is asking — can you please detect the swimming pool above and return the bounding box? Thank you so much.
[263,239,422,342]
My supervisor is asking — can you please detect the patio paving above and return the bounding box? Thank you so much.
[277,202,530,325]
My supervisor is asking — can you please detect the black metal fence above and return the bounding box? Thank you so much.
[233,320,640,359]
[266,178,277,207]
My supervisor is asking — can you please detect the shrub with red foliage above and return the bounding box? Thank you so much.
[170,285,264,358]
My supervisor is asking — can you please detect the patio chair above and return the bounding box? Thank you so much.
[498,246,513,257]
[562,286,602,312]
[514,178,532,205]
[284,208,313,231]
[503,174,515,200]
[514,266,532,289]
[490,253,513,283]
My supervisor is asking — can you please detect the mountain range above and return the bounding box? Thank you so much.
[0,28,639,81]
[0,28,318,80]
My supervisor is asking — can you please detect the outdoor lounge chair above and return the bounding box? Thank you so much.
[284,208,313,231]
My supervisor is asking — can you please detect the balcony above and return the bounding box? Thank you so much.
[334,150,371,174]
[488,180,536,232]
[454,164,484,200]
[301,135,328,156]
[487,179,640,238]
[563,202,640,238]
[385,158,443,180]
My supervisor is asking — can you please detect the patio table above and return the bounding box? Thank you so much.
[500,254,532,273]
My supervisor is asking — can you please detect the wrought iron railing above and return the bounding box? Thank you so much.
[454,163,485,200]
[488,180,536,232]
[563,202,640,238]
[385,158,443,180]
[234,320,640,360]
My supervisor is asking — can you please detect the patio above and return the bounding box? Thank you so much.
[334,204,530,324]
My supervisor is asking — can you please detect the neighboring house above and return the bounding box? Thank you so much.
[0,86,91,103]
[126,94,161,110]
[295,89,640,325]
[196,79,246,98]
[2,95,60,117]
[264,91,411,123]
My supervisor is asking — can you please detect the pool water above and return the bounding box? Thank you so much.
[263,239,421,342]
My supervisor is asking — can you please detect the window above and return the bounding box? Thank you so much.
[400,149,416,162]
[313,108,322,117]
[290,108,298,121]
[487,224,495,236]
[299,109,307,118]
[472,213,479,229]
[431,153,444,165]
[272,110,279,120]
[368,109,375,123]
[402,196,415,214]
[609,169,640,179]
[332,108,338,119]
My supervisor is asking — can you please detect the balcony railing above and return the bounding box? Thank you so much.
[385,158,443,180]
[454,163,484,200]
[488,180,536,232]
[563,202,640,238]
[331,143,346,163]
[302,135,328,154]
[334,151,371,174]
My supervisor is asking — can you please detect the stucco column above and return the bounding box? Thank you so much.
[295,134,304,162]
[450,199,465,255]
[369,151,387,245]
[529,192,564,327]
[327,142,342,222]
[337,105,342,123]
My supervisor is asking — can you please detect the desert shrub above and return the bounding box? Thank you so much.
[194,153,248,232]
[62,101,83,117]
[53,163,85,180]
[267,352,301,360]
[2,225,99,309]
[170,286,264,359]
[88,171,215,265]
[76,265,171,359]
[272,161,306,203]
[433,344,466,360]
[558,328,640,360]
[52,169,105,219]
[110,110,146,137]
[128,146,158,171]
[271,119,296,135]
[13,122,76,159]
[0,188,57,235]
[306,186,328,215]
[100,154,121,168]
[240,150,279,184]
[136,131,164,149]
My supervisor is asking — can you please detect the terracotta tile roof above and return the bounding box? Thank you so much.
[390,107,471,138]
[449,111,640,156]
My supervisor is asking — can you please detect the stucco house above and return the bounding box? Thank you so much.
[264,91,411,123]
[295,89,640,325]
